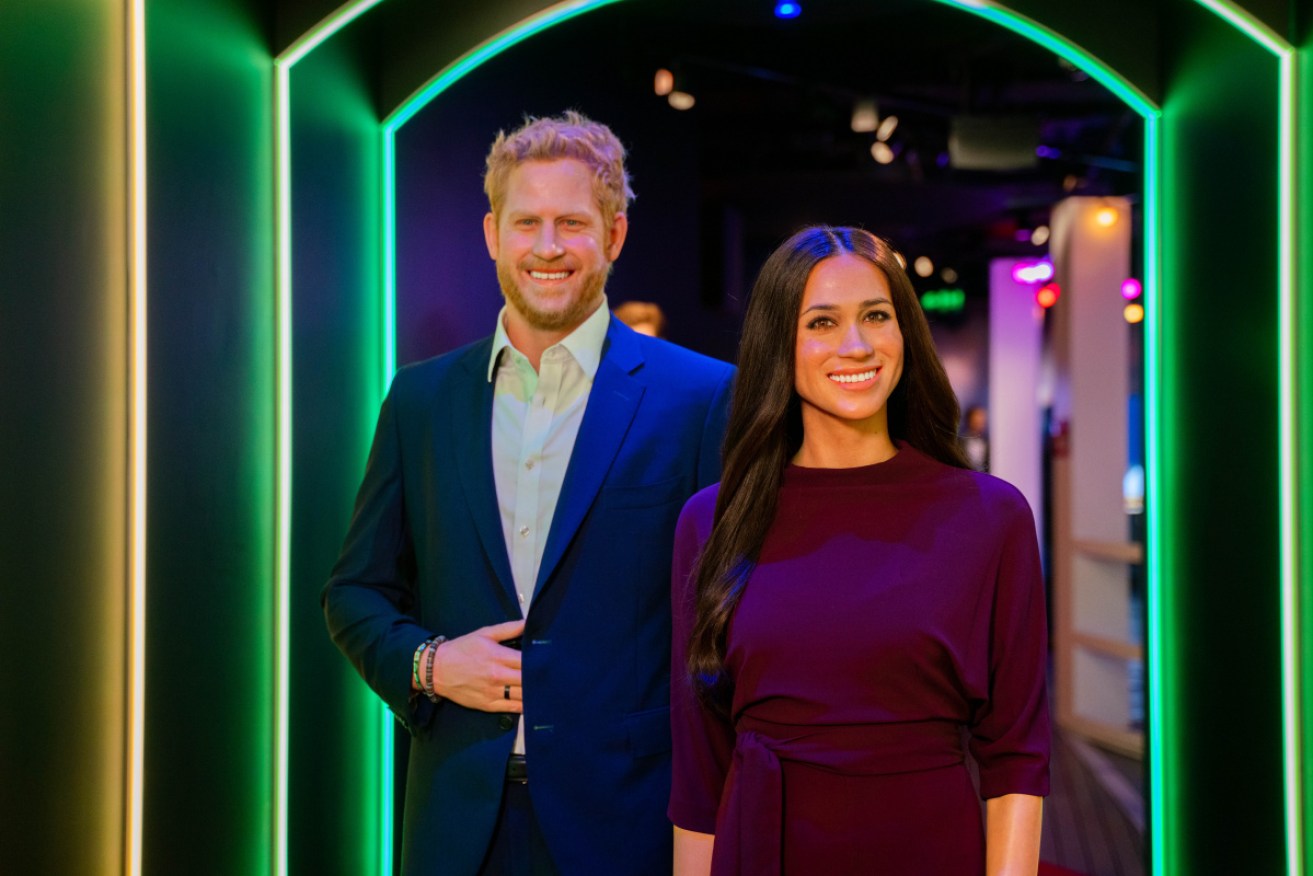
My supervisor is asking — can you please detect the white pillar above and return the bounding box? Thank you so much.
[1050,195,1134,735]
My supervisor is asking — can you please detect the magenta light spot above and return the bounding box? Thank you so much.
[1012,260,1055,285]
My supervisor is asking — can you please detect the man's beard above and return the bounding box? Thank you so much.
[496,257,611,332]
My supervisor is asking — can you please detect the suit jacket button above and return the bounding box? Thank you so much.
[498,715,515,731]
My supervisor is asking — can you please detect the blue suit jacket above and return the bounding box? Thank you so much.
[324,317,734,875]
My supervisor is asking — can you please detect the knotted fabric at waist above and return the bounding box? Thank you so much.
[715,718,964,876]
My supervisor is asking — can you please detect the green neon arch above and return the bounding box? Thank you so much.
[272,2,1301,875]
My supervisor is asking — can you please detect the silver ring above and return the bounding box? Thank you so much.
[504,685,511,700]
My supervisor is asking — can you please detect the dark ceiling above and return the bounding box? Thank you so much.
[558,0,1143,272]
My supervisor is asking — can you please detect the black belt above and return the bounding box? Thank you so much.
[506,754,528,784]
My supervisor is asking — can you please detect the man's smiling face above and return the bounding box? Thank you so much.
[484,158,627,333]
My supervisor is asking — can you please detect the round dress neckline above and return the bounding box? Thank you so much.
[784,441,929,486]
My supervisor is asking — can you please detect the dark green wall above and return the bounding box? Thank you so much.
[143,0,276,872]
[1158,1,1284,868]
[286,28,389,876]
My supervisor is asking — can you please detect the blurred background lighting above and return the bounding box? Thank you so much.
[1030,225,1050,246]
[774,1,801,19]
[876,114,899,141]
[870,141,895,164]
[1095,205,1119,226]
[1012,259,1055,284]
[1122,277,1143,300]
[850,98,877,133]
[653,68,673,96]
[1036,282,1061,308]
[913,256,934,277]
[1124,302,1145,323]
[667,91,695,110]
[940,267,958,283]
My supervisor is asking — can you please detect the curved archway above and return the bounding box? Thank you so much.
[275,3,1299,874]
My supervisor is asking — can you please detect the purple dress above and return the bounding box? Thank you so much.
[669,446,1050,876]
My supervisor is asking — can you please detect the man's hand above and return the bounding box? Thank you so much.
[431,619,526,713]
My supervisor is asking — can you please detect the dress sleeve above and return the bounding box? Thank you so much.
[968,494,1051,799]
[668,490,735,833]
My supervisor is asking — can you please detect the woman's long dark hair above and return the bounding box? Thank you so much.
[688,226,969,710]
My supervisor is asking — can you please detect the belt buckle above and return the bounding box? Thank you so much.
[505,753,528,784]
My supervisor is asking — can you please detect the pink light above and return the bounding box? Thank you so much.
[1012,259,1055,285]
[1036,282,1061,309]
[1121,277,1143,300]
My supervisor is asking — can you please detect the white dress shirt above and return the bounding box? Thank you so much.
[487,298,610,753]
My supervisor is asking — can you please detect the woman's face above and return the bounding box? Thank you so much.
[793,253,905,435]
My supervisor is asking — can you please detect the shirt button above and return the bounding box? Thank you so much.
[518,593,526,604]
[498,715,515,731]
[525,460,535,470]
[519,526,530,537]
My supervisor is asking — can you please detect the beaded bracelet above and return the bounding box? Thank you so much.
[413,635,439,692]
[421,635,447,703]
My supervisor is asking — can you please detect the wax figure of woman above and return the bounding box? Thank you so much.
[669,226,1049,876]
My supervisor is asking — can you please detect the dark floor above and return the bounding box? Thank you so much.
[1040,729,1145,876]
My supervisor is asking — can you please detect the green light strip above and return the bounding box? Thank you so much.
[273,4,387,876]
[1142,112,1168,876]
[1278,51,1300,876]
[376,132,396,875]
[382,132,396,382]
[127,0,147,873]
[1188,5,1299,872]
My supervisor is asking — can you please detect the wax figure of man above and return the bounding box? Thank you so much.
[324,112,734,876]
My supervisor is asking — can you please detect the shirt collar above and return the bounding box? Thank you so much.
[487,296,610,382]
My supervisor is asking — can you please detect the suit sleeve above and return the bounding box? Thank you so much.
[968,495,1051,798]
[322,380,436,733]
[668,491,735,833]
[695,365,734,489]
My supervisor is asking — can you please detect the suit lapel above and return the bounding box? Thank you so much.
[534,319,645,599]
[451,340,518,606]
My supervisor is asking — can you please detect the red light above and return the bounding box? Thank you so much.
[1036,283,1060,308]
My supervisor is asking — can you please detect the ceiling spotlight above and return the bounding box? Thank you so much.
[774,1,802,19]
[851,99,877,133]
[654,68,674,97]
[913,256,934,278]
[1124,302,1145,324]
[940,267,958,284]
[871,141,895,165]
[876,115,899,142]
[667,91,696,111]
[1030,225,1050,246]
[1095,205,1119,227]
[1121,277,1143,300]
